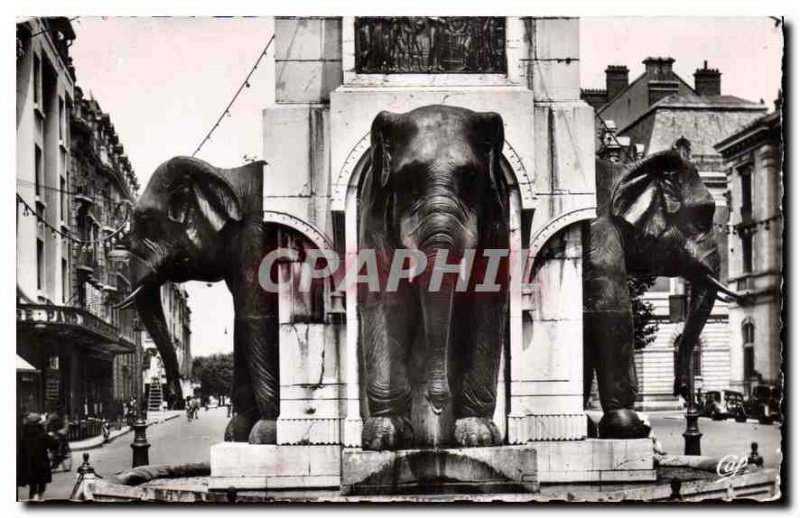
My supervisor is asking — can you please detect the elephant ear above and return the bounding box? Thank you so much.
[370,111,401,188]
[359,112,402,248]
[474,111,508,217]
[610,149,687,241]
[163,156,243,243]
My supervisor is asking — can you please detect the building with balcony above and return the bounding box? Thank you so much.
[585,58,768,409]
[715,96,783,395]
[69,86,144,419]
[16,18,142,424]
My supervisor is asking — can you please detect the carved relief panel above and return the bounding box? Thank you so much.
[355,17,506,74]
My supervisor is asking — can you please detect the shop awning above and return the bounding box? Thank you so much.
[16,355,38,373]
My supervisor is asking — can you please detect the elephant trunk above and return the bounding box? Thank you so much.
[419,278,456,414]
[674,251,720,400]
[407,192,477,256]
[134,281,184,404]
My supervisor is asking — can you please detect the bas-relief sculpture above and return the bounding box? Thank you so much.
[358,105,509,450]
[355,17,506,74]
[119,106,727,449]
[119,157,313,445]
[586,150,727,438]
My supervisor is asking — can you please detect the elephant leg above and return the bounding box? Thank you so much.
[360,283,415,450]
[224,328,259,442]
[239,313,280,444]
[453,291,505,447]
[585,218,648,439]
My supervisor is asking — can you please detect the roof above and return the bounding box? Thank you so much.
[651,92,766,110]
[715,109,782,156]
[620,98,768,156]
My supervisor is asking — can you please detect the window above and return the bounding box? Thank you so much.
[740,167,752,222]
[37,238,44,291]
[742,232,753,274]
[60,175,66,221]
[34,145,43,196]
[62,258,68,303]
[59,97,65,141]
[693,344,702,378]
[33,54,40,105]
[743,321,755,379]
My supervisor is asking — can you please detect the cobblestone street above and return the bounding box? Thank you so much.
[20,407,229,501]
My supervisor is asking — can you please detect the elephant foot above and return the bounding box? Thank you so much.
[454,417,501,447]
[224,413,258,442]
[248,419,278,444]
[362,416,413,451]
[598,409,651,439]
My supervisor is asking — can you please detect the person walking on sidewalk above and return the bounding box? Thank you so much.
[17,413,58,501]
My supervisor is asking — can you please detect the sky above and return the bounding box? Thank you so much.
[67,16,783,358]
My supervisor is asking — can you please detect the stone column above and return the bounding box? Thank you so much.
[510,224,587,443]
[342,191,362,447]
[508,17,594,443]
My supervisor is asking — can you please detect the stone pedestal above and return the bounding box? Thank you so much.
[341,445,538,495]
[209,444,341,491]
[535,439,656,483]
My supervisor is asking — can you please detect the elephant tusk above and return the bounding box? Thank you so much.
[703,274,745,301]
[114,285,144,310]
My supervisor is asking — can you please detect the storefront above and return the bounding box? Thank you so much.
[17,304,136,422]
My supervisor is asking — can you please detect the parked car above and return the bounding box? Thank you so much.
[700,390,747,421]
[744,384,781,424]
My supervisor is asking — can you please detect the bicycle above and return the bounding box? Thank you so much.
[49,434,73,472]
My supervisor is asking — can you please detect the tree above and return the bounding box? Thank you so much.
[629,276,659,350]
[191,353,234,402]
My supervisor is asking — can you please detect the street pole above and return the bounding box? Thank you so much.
[130,411,150,467]
[683,355,702,455]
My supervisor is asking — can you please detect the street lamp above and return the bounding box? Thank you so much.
[683,357,703,456]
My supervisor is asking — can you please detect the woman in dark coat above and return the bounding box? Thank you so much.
[17,413,57,501]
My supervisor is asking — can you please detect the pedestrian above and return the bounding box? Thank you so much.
[17,413,58,501]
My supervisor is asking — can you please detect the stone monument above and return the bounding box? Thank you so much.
[203,16,656,495]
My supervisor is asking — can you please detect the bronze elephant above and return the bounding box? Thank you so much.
[358,105,509,450]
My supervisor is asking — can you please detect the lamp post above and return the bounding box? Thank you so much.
[683,360,703,456]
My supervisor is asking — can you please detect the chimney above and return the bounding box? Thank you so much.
[694,61,721,96]
[643,57,679,106]
[605,65,629,101]
[643,57,675,80]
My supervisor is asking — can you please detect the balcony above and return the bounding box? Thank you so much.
[75,247,97,273]
[17,304,136,354]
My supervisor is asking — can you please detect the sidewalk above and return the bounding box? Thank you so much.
[69,410,184,452]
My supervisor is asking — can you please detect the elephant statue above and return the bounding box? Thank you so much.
[117,156,287,444]
[359,105,509,450]
[584,149,739,438]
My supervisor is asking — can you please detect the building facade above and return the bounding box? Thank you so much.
[715,98,783,395]
[16,17,141,426]
[69,86,144,419]
[583,57,768,409]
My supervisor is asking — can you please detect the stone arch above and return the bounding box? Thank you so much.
[523,207,596,283]
[263,210,336,323]
[330,131,534,213]
[263,210,335,252]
